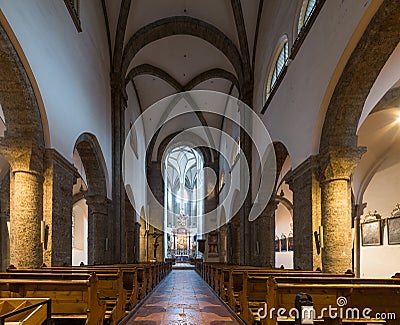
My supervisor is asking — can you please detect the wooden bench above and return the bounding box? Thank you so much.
[0,275,105,324]
[8,266,140,308]
[2,271,126,325]
[265,276,400,325]
[0,298,51,325]
[5,262,172,322]
[243,270,357,318]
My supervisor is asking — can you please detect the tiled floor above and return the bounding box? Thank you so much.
[125,270,240,324]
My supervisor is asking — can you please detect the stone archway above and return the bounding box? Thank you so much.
[74,133,109,265]
[318,0,400,273]
[0,23,46,268]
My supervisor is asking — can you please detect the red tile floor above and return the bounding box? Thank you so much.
[125,270,241,324]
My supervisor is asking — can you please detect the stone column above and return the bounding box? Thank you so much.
[239,89,253,266]
[134,221,140,263]
[318,147,365,273]
[10,169,43,268]
[353,203,366,277]
[43,149,77,266]
[252,199,277,267]
[288,157,322,270]
[0,173,10,271]
[111,72,126,263]
[219,224,227,263]
[3,143,44,269]
[228,214,241,264]
[86,195,109,265]
[125,193,136,263]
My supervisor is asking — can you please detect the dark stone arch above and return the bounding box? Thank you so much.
[74,133,109,264]
[74,133,108,199]
[155,131,213,165]
[125,64,182,91]
[113,0,132,71]
[320,0,400,152]
[147,131,214,211]
[273,142,290,190]
[0,22,48,268]
[317,0,400,273]
[183,68,240,94]
[121,16,244,86]
[0,23,45,166]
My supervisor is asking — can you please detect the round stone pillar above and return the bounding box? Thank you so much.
[318,147,365,273]
[10,170,43,268]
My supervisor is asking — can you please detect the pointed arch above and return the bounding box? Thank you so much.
[74,133,108,198]
[320,0,400,152]
[122,16,243,86]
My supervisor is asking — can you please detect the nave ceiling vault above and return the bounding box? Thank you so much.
[106,0,259,122]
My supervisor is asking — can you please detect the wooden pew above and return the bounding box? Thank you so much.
[5,262,171,323]
[0,298,50,325]
[265,276,400,325]
[8,265,139,309]
[0,275,105,324]
[4,269,127,324]
[240,271,363,324]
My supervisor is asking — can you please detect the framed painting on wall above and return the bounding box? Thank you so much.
[288,236,294,251]
[274,236,280,252]
[280,234,287,252]
[361,220,382,246]
[388,216,400,245]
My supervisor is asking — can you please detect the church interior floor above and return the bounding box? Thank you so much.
[125,270,241,324]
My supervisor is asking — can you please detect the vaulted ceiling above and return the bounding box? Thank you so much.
[104,0,262,119]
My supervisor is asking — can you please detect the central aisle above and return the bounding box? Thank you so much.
[125,270,241,324]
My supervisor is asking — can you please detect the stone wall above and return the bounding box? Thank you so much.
[0,172,10,271]
[43,149,77,266]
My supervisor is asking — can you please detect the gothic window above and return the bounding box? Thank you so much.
[265,39,289,101]
[297,0,317,35]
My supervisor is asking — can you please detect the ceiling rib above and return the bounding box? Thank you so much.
[125,64,182,91]
[113,0,132,72]
[121,16,244,86]
[184,68,240,93]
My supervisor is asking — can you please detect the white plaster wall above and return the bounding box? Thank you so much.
[0,0,112,197]
[125,82,146,223]
[360,160,400,278]
[72,199,88,266]
[358,43,400,131]
[275,202,293,269]
[254,0,382,168]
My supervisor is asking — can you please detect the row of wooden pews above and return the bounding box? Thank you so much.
[0,261,172,325]
[196,262,400,325]
[0,298,51,325]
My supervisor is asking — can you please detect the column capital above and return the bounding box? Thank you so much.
[262,197,279,217]
[85,195,110,215]
[318,146,366,184]
[0,137,44,174]
[286,156,318,191]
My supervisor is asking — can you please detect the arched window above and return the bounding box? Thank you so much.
[164,146,205,259]
[266,40,289,100]
[297,0,317,34]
